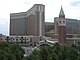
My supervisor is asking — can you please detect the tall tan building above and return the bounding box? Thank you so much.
[10,4,45,36]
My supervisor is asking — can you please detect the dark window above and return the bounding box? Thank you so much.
[25,37,26,39]
[30,40,32,42]
[63,21,65,23]
[20,37,23,40]
[30,44,32,46]
[30,38,32,42]
[40,39,41,41]
[34,42,36,44]
[34,44,36,46]
[59,21,61,23]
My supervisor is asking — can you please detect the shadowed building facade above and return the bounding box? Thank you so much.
[45,22,54,32]
[10,4,45,36]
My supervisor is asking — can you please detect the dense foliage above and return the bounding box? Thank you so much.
[25,43,80,60]
[0,42,25,60]
[1,42,80,60]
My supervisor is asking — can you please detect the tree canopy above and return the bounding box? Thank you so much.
[0,42,25,60]
[25,43,80,60]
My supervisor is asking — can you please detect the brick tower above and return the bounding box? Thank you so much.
[58,6,66,44]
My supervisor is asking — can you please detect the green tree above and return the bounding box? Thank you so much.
[66,46,78,60]
[0,42,25,60]
[77,52,80,60]
[25,43,79,60]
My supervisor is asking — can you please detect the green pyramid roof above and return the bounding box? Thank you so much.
[59,6,65,16]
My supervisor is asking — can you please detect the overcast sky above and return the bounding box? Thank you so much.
[0,0,80,35]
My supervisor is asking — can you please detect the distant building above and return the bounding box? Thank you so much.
[66,18,80,34]
[10,4,45,36]
[0,34,7,43]
[45,22,54,32]
[0,34,2,42]
[4,35,52,47]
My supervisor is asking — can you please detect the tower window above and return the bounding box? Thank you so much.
[59,21,61,23]
[63,21,65,23]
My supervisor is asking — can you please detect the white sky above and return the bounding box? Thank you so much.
[0,0,80,35]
